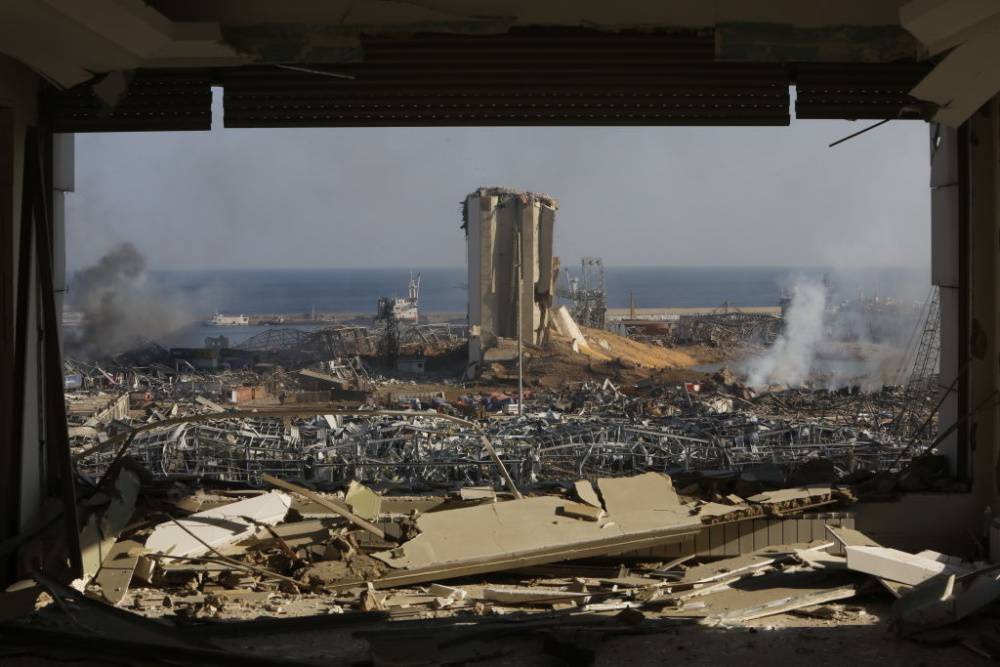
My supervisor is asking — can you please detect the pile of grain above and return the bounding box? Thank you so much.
[576,326,697,369]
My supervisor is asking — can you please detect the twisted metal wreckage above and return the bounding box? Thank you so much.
[75,381,923,488]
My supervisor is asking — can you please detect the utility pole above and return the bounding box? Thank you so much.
[629,290,635,320]
[516,225,524,417]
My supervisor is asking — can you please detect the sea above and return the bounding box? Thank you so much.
[145,266,931,348]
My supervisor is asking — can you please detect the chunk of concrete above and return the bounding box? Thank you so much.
[427,583,468,601]
[482,586,589,604]
[574,480,602,509]
[845,546,949,585]
[459,486,497,502]
[144,491,291,558]
[552,305,590,353]
[893,567,1000,634]
[954,568,1000,620]
[80,467,142,580]
[796,548,848,570]
[345,481,382,521]
[559,501,605,522]
[891,573,956,633]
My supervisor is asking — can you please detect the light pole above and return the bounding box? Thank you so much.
[515,224,524,417]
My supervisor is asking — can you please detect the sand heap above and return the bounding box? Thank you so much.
[576,326,697,369]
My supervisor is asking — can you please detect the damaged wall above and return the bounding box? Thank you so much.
[1,52,41,578]
[1,51,77,585]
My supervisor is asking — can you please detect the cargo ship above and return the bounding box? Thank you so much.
[206,311,250,326]
[391,273,420,322]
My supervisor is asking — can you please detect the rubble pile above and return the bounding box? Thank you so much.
[621,310,783,348]
[29,312,974,662]
[5,461,996,664]
[72,468,853,617]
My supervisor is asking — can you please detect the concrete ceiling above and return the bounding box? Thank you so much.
[1,0,997,127]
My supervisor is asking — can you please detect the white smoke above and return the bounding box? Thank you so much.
[746,280,827,387]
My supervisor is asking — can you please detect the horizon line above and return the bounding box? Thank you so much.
[110,264,932,272]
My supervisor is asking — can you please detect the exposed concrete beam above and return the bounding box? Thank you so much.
[900,0,1000,54]
[42,0,175,58]
[716,22,924,62]
[901,0,1000,126]
[150,0,908,29]
[910,21,1000,126]
[0,0,246,87]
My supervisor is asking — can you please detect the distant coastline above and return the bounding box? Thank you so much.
[121,265,928,315]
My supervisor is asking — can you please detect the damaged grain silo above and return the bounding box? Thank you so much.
[463,188,558,373]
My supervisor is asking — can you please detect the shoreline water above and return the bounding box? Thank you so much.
[80,304,781,349]
[186,305,784,326]
[82,266,926,316]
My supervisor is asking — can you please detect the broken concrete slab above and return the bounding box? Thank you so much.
[845,546,953,586]
[666,567,860,621]
[482,586,589,605]
[458,486,497,502]
[245,518,339,550]
[427,583,468,601]
[745,486,835,515]
[891,573,957,633]
[706,584,858,624]
[263,473,385,539]
[679,543,829,586]
[826,525,880,549]
[559,501,605,522]
[825,524,906,597]
[599,472,678,510]
[144,491,291,558]
[915,549,980,574]
[693,501,752,523]
[79,467,142,580]
[345,481,382,521]
[796,548,848,570]
[954,567,1000,619]
[369,473,699,589]
[92,538,144,606]
[573,480,602,509]
[893,565,1000,634]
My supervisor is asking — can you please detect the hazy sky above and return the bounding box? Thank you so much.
[66,90,930,272]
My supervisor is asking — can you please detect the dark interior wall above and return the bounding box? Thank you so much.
[0,53,38,582]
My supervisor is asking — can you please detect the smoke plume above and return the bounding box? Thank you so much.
[66,242,193,358]
[746,280,827,388]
